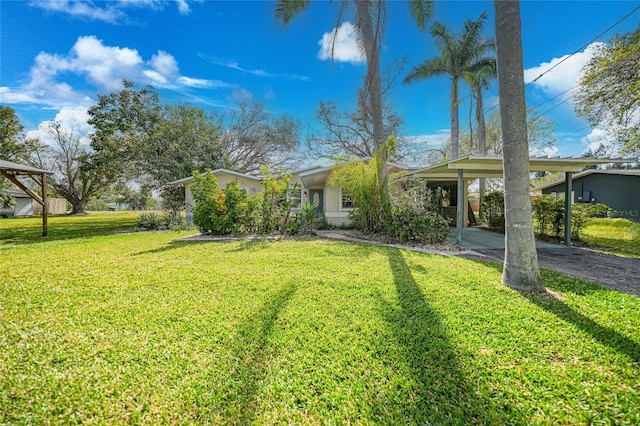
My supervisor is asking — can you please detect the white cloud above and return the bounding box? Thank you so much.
[178,76,222,88]
[175,0,190,15]
[529,145,560,157]
[72,36,144,90]
[524,42,604,96]
[149,51,179,79]
[317,22,365,64]
[580,127,619,155]
[202,55,310,81]
[29,0,124,23]
[29,0,196,23]
[1,36,220,109]
[25,105,93,147]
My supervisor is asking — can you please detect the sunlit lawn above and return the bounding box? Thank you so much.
[581,218,640,259]
[1,214,639,424]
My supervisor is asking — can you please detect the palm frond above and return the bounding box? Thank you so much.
[275,0,311,27]
[403,58,449,84]
[408,0,433,31]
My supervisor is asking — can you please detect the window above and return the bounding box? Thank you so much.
[341,191,354,209]
[287,185,302,208]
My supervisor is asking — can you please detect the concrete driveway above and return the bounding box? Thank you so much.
[446,227,560,250]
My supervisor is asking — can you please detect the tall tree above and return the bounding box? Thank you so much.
[404,12,494,159]
[213,100,301,174]
[575,28,640,155]
[276,0,433,229]
[0,105,25,161]
[466,61,496,221]
[494,0,544,292]
[27,122,111,214]
[143,104,226,185]
[88,81,162,186]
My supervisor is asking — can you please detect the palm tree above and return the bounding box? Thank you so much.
[494,0,545,292]
[276,0,433,229]
[404,12,494,159]
[465,60,496,221]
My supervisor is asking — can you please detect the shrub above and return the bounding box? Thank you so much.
[533,195,612,241]
[138,212,164,230]
[482,190,505,231]
[330,157,385,233]
[389,177,450,243]
[191,171,259,235]
[258,167,293,234]
[191,170,225,234]
[162,210,193,231]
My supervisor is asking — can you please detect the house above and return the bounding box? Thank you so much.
[534,169,640,221]
[0,190,34,217]
[169,163,411,226]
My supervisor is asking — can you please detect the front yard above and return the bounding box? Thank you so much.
[1,214,639,424]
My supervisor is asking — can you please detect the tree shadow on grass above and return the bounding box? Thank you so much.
[226,282,297,424]
[373,247,505,423]
[132,239,220,256]
[463,257,640,363]
[521,290,640,364]
[0,216,138,245]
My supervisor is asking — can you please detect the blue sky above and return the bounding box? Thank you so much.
[1,0,639,163]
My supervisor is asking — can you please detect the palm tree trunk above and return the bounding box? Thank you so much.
[476,87,487,221]
[494,0,544,292]
[451,77,459,158]
[354,0,390,227]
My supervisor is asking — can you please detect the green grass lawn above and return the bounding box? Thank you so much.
[1,214,639,424]
[581,218,640,259]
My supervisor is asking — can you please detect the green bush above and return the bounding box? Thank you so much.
[389,177,450,243]
[162,210,192,231]
[191,170,225,234]
[482,191,505,231]
[330,158,386,233]
[191,171,258,235]
[138,212,164,230]
[533,194,612,240]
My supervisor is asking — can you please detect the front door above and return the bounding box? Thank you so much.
[308,189,324,215]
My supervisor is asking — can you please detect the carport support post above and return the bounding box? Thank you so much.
[564,171,572,246]
[456,169,463,245]
[42,174,48,237]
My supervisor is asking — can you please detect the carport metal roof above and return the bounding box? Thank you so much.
[409,155,633,180]
[406,155,637,246]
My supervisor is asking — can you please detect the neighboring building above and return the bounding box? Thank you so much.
[534,169,640,221]
[1,189,68,217]
[0,190,34,217]
[170,163,411,226]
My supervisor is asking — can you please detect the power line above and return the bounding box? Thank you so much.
[484,5,640,117]
[526,5,640,86]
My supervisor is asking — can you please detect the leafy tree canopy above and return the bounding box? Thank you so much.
[575,28,640,155]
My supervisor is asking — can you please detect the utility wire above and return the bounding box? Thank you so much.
[526,5,640,86]
[483,5,640,117]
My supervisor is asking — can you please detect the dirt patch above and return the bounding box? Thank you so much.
[456,247,640,297]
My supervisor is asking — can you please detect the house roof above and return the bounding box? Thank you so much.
[407,155,636,180]
[0,159,52,175]
[169,169,263,186]
[533,169,640,191]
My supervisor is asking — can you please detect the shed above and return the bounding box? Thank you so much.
[0,189,34,217]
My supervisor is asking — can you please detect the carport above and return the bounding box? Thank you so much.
[408,155,633,247]
[1,159,53,236]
